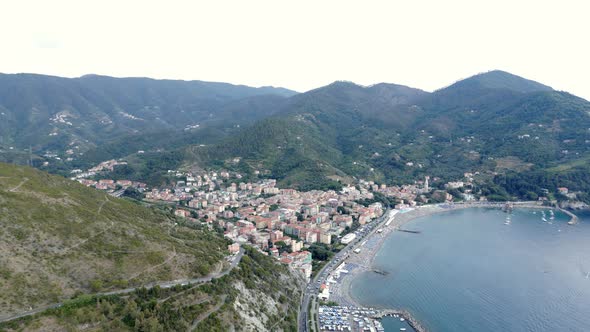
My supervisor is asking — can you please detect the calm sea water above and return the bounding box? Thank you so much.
[351,208,590,332]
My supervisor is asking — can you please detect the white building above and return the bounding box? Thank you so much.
[341,233,356,245]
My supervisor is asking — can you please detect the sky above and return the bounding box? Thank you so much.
[1,0,590,99]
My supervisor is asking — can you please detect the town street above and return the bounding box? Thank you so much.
[299,210,392,332]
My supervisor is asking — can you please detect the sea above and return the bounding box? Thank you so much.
[350,207,590,332]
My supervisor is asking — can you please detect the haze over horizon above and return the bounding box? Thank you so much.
[2,0,589,99]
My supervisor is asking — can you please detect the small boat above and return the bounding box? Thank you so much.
[400,318,405,321]
[401,329,407,331]
[542,217,547,222]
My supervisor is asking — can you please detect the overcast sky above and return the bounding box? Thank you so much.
[2,0,589,99]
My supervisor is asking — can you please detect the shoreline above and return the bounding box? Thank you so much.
[333,204,458,310]
[331,202,574,331]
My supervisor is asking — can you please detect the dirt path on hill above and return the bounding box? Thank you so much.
[125,247,177,282]
[9,177,28,192]
[59,220,115,255]
[97,196,110,215]
[190,295,227,331]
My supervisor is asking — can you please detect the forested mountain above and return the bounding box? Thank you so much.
[183,81,429,189]
[182,71,590,197]
[0,73,296,155]
[440,70,553,93]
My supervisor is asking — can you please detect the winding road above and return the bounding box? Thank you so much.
[0,247,244,324]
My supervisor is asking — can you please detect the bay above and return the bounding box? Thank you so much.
[351,208,590,331]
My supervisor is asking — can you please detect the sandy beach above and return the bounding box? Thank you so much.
[330,204,455,307]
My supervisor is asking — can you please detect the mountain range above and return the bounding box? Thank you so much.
[183,71,590,196]
[0,73,295,154]
[2,70,590,200]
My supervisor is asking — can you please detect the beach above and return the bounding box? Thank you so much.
[330,204,456,308]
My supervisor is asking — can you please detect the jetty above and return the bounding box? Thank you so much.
[561,208,579,225]
[372,269,388,276]
[397,228,421,234]
[372,309,427,332]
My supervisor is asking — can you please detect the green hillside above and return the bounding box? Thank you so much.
[0,73,296,157]
[1,247,304,332]
[0,163,228,318]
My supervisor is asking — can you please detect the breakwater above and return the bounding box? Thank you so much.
[372,309,427,332]
[560,208,579,224]
[397,228,421,234]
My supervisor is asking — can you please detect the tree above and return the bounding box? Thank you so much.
[309,244,333,261]
[122,187,144,200]
[274,241,291,254]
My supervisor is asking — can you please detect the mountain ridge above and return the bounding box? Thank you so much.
[177,70,590,195]
[0,73,297,156]
[437,70,554,94]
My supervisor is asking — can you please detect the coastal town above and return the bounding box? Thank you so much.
[68,160,489,280]
[69,159,580,332]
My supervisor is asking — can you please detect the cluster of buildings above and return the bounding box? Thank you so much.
[373,173,485,206]
[70,159,513,282]
[70,159,146,191]
[77,178,147,191]
[143,170,388,280]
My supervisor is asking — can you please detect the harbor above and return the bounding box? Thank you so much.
[452,201,579,224]
[318,305,425,332]
[372,310,426,332]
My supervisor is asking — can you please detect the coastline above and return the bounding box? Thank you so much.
[330,202,573,331]
[332,204,460,309]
